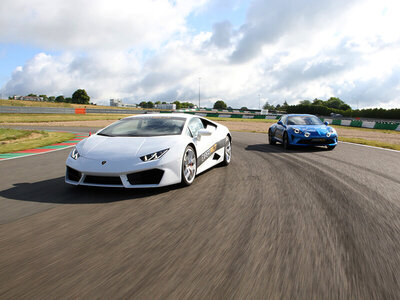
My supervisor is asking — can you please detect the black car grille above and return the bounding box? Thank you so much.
[127,169,164,185]
[298,138,335,145]
[84,175,123,185]
[66,167,82,182]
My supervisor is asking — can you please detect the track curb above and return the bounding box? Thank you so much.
[0,132,89,161]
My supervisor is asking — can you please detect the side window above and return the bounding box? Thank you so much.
[188,118,204,138]
[281,115,287,125]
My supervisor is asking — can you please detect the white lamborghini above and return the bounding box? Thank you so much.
[65,113,232,188]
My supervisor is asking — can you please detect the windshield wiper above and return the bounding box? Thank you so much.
[97,133,113,137]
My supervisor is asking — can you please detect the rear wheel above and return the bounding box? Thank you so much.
[221,136,232,166]
[283,132,290,150]
[181,146,197,186]
[327,145,336,150]
[268,130,276,145]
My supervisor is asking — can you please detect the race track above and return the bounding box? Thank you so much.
[1,128,400,299]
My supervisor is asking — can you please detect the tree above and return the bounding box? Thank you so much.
[72,89,90,104]
[312,98,324,106]
[139,101,147,108]
[39,94,48,101]
[55,95,65,103]
[155,101,161,105]
[263,101,275,110]
[213,100,227,109]
[173,101,181,109]
[27,93,37,97]
[240,107,248,111]
[299,100,312,105]
[48,96,55,102]
[65,97,73,103]
[147,101,154,108]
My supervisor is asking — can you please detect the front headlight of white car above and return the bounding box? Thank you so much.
[70,148,80,160]
[140,148,169,162]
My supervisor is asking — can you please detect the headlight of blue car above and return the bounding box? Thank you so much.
[293,128,302,134]
[326,127,337,137]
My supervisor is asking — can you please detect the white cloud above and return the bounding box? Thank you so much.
[1,0,400,109]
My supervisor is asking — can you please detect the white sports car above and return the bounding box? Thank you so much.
[65,113,232,188]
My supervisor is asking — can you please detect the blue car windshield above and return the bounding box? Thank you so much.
[287,116,323,125]
[98,117,186,137]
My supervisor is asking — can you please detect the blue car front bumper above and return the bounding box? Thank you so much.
[288,133,338,146]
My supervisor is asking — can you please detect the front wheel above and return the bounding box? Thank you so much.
[181,146,197,186]
[221,136,232,166]
[269,130,276,145]
[283,132,290,150]
[327,145,336,150]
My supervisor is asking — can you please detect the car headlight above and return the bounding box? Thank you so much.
[70,148,80,160]
[327,127,337,136]
[293,128,302,134]
[304,132,310,137]
[140,148,169,162]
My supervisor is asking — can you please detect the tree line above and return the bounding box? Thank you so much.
[265,97,399,120]
[11,89,91,105]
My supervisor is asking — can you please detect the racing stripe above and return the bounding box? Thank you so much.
[197,138,226,167]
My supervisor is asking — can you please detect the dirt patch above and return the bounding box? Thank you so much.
[3,120,400,145]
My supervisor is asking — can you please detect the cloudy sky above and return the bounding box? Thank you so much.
[1,0,400,109]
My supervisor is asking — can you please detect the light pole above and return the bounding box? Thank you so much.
[258,94,261,110]
[198,77,201,109]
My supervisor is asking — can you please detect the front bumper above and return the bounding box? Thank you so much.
[289,133,338,146]
[65,154,182,188]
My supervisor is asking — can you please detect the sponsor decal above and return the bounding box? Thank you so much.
[197,138,226,166]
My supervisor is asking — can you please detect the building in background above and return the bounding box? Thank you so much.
[13,95,44,101]
[155,103,176,110]
[110,99,123,107]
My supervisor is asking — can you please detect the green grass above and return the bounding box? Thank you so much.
[0,128,34,141]
[332,124,400,135]
[0,113,130,123]
[0,129,75,154]
[338,137,400,151]
[208,117,277,123]
[0,99,73,108]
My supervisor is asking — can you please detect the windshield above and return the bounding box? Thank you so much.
[98,117,186,137]
[287,115,323,125]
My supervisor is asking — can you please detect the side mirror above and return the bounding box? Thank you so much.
[277,121,283,125]
[198,129,212,138]
[324,121,329,126]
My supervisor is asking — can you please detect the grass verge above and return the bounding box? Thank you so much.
[0,129,75,153]
[208,117,277,123]
[338,137,400,151]
[0,128,33,141]
[0,113,129,123]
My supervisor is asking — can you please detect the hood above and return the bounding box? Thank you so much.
[76,135,181,161]
[288,125,331,134]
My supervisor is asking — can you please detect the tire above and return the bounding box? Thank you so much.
[283,132,290,150]
[181,145,197,186]
[221,136,232,166]
[327,145,336,150]
[268,130,276,145]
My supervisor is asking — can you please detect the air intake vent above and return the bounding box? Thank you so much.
[66,167,81,182]
[127,169,164,185]
[84,175,122,185]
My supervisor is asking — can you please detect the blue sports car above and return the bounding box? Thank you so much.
[269,114,338,150]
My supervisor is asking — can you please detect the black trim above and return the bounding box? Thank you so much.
[84,175,123,185]
[66,167,81,182]
[197,138,226,166]
[127,169,165,185]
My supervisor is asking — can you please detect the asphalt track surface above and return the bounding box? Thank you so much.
[1,126,400,299]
